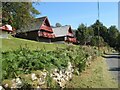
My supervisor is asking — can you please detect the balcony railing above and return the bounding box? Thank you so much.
[38,31,55,38]
[40,24,53,33]
[65,37,77,43]
[67,33,74,37]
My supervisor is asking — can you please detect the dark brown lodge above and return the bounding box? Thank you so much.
[15,16,55,42]
[15,16,77,43]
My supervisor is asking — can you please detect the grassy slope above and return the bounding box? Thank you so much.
[66,57,118,88]
[1,36,118,88]
[1,36,66,52]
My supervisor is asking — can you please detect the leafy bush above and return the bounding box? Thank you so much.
[2,45,93,80]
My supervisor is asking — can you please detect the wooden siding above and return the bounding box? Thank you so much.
[15,30,38,41]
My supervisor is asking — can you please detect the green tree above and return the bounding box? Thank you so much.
[108,26,119,48]
[91,20,110,47]
[55,23,62,27]
[87,26,94,37]
[87,26,94,44]
[2,2,40,30]
[91,20,102,36]
[99,26,108,43]
[76,20,119,51]
[90,36,105,46]
[76,24,94,45]
[91,20,108,41]
[117,33,120,51]
[76,23,87,45]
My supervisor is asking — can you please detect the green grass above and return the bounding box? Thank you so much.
[66,57,118,88]
[1,35,117,88]
[1,35,67,52]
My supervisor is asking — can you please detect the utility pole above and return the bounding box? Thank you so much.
[85,23,87,46]
[97,0,100,51]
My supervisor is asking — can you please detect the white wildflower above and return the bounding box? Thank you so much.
[31,73,37,81]
[0,86,3,90]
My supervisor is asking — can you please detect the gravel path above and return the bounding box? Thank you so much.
[103,53,120,83]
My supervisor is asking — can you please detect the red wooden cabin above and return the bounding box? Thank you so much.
[15,16,55,42]
[52,25,77,44]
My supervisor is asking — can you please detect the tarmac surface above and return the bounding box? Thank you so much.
[103,53,120,83]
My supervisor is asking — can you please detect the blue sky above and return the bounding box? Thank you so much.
[33,2,118,29]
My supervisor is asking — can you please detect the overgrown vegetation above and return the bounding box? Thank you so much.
[2,45,99,82]
[2,44,115,89]
[2,46,88,80]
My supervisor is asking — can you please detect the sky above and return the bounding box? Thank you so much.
[118,1,120,31]
[33,2,118,29]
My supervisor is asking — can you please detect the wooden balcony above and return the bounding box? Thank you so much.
[67,33,74,37]
[40,24,53,33]
[38,31,55,38]
[66,37,77,43]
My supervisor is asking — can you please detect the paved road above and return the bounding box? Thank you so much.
[103,53,120,83]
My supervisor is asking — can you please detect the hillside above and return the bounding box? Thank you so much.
[1,36,67,52]
[1,36,118,89]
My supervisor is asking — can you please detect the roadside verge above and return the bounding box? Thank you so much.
[66,57,118,88]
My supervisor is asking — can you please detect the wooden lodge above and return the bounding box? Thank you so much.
[52,25,77,44]
[15,16,77,44]
[15,16,55,43]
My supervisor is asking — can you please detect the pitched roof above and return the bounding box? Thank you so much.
[72,30,76,37]
[17,16,47,33]
[52,25,73,37]
[0,24,13,32]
